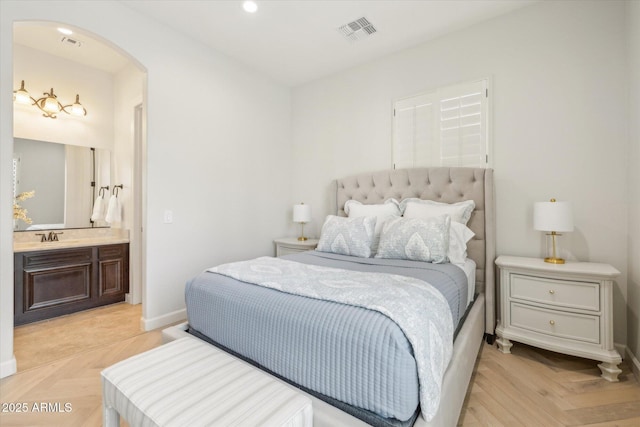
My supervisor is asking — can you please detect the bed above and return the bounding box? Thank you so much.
[185,167,495,427]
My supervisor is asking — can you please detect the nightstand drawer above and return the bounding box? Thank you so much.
[277,246,309,257]
[510,303,600,344]
[510,274,600,311]
[274,238,319,258]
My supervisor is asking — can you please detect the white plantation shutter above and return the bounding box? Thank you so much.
[393,94,435,169]
[393,79,489,169]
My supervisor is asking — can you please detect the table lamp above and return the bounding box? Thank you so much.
[293,203,311,241]
[533,198,574,264]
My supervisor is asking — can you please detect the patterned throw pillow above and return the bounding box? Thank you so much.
[316,215,377,258]
[375,215,451,263]
[344,199,401,253]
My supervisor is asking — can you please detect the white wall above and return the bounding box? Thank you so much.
[113,62,145,304]
[627,0,640,373]
[0,0,292,377]
[291,1,630,344]
[13,44,114,149]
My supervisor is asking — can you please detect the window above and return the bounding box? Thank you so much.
[392,79,490,169]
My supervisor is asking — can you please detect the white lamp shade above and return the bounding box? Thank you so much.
[533,200,574,232]
[14,89,31,104]
[42,96,60,113]
[71,102,85,116]
[293,203,311,223]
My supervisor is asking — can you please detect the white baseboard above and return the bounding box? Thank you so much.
[0,356,17,379]
[615,342,626,359]
[626,346,640,382]
[140,308,186,331]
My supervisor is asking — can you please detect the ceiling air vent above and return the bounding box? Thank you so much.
[338,17,377,42]
[60,36,82,48]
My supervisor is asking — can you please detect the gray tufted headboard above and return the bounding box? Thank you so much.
[335,167,496,335]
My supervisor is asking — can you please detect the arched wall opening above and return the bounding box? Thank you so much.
[10,19,147,372]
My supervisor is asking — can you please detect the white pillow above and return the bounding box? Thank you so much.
[344,198,400,217]
[316,215,377,258]
[375,215,450,263]
[401,199,475,225]
[448,222,475,267]
[344,199,401,254]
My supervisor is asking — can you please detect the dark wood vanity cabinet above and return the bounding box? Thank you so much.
[98,244,128,298]
[14,243,129,325]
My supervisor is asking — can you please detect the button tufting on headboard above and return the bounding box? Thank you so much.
[335,167,495,339]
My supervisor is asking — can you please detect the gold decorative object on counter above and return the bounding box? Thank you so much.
[13,190,35,225]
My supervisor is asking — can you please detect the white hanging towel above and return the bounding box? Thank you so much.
[105,195,121,224]
[90,196,106,222]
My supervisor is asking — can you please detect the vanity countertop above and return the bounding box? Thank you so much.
[14,228,129,253]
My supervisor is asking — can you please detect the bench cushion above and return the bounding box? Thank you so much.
[101,337,312,427]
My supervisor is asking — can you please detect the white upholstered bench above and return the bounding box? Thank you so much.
[101,337,313,427]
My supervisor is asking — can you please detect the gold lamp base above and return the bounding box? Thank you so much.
[544,231,564,264]
[297,222,308,241]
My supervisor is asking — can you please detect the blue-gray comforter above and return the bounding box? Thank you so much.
[185,251,468,423]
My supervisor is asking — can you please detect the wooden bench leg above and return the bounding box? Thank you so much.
[103,405,120,427]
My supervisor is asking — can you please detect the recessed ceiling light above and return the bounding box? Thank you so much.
[57,27,73,36]
[243,1,258,13]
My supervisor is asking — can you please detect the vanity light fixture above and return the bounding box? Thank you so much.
[13,80,87,119]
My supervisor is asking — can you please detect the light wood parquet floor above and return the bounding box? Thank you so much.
[458,342,640,427]
[1,303,639,426]
[12,303,144,372]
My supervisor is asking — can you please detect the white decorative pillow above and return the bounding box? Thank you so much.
[344,199,401,253]
[375,215,451,263]
[316,215,377,258]
[401,198,475,225]
[448,222,475,267]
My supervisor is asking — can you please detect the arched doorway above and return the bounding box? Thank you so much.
[11,20,147,369]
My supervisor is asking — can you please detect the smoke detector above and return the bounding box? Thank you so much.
[60,36,82,48]
[338,17,377,42]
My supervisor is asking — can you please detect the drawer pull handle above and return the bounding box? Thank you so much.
[549,320,555,326]
[549,290,555,295]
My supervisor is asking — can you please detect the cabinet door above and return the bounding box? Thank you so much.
[98,244,129,297]
[14,248,93,325]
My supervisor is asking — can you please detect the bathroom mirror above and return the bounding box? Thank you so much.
[13,137,111,231]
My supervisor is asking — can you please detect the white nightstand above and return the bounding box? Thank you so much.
[274,238,319,257]
[495,255,622,381]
